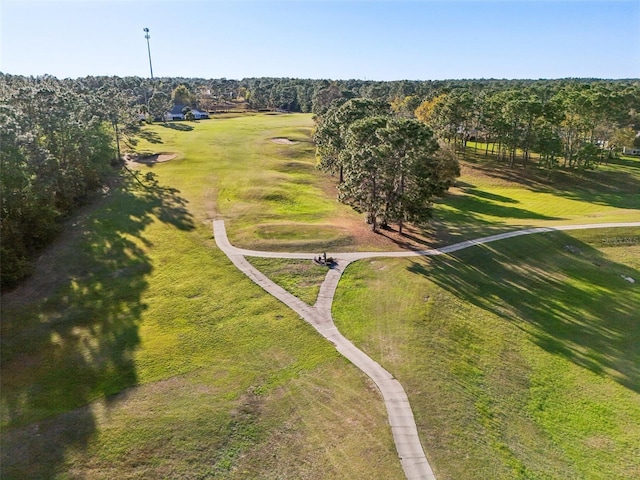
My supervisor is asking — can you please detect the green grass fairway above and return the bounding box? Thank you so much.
[132,114,371,252]
[430,151,640,244]
[0,115,405,479]
[333,228,640,479]
[133,116,640,251]
[2,113,639,479]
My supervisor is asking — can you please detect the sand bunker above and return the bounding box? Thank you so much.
[271,138,298,145]
[130,153,178,164]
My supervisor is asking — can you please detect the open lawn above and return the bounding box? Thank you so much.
[428,146,640,245]
[246,258,329,306]
[333,229,640,479]
[2,113,639,479]
[0,115,404,479]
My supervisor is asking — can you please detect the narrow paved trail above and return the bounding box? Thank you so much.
[213,220,640,480]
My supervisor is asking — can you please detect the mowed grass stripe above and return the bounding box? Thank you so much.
[0,116,405,479]
[333,228,640,479]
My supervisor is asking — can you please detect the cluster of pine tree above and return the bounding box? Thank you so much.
[315,99,460,232]
[412,82,640,171]
[0,74,139,288]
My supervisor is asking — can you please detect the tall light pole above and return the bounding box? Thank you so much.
[143,27,154,80]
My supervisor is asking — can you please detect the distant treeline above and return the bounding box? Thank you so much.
[1,73,639,288]
[76,75,640,170]
[7,73,634,117]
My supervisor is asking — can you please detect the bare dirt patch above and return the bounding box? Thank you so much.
[317,174,439,251]
[270,138,298,145]
[328,215,440,251]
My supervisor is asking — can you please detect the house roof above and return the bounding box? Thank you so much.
[167,105,209,118]
[168,104,187,115]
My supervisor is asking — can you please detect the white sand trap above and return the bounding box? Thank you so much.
[130,153,178,164]
[271,138,298,145]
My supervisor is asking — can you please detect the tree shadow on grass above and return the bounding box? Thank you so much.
[158,122,194,131]
[407,230,640,393]
[375,210,537,252]
[137,129,163,144]
[445,192,562,222]
[462,161,546,190]
[461,187,519,204]
[418,186,564,248]
[462,155,640,211]
[424,202,555,249]
[0,175,194,478]
[364,183,556,252]
[376,224,434,250]
[535,167,640,210]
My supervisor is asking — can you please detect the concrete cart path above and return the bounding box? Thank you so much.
[213,220,640,480]
[216,221,640,262]
[214,220,436,480]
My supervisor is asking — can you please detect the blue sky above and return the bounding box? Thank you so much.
[1,0,639,80]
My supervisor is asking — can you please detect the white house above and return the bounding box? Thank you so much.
[164,105,210,121]
[165,105,186,121]
[191,109,210,120]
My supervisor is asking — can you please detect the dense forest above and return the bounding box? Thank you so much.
[0,75,141,287]
[1,73,639,287]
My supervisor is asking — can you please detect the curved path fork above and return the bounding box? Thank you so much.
[214,220,436,479]
[213,220,640,480]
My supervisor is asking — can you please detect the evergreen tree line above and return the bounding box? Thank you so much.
[0,74,140,288]
[29,74,637,122]
[412,82,640,172]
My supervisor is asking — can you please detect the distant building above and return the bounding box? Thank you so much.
[165,105,210,121]
[622,147,640,156]
[190,109,210,120]
[165,105,186,121]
